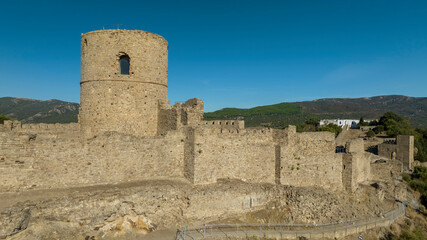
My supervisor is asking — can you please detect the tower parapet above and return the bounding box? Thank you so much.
[79,29,168,139]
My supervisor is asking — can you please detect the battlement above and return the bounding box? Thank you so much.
[0,28,364,193]
[2,120,78,134]
[201,120,245,129]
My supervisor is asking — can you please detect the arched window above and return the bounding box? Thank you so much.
[119,55,130,75]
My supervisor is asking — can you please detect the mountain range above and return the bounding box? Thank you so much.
[1,95,426,128]
[0,97,78,124]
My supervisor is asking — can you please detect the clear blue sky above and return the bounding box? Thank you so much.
[0,0,426,112]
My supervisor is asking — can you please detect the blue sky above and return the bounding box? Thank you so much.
[0,0,426,112]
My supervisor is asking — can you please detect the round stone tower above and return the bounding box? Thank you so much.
[79,29,168,139]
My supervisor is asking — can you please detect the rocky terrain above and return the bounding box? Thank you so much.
[0,175,404,240]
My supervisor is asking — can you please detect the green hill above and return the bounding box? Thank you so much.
[205,95,427,128]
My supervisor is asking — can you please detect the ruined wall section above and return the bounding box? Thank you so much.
[378,142,397,159]
[342,139,371,192]
[397,135,414,170]
[80,30,168,139]
[280,129,343,190]
[378,135,414,170]
[0,122,184,192]
[158,98,204,135]
[189,126,276,184]
[370,160,403,182]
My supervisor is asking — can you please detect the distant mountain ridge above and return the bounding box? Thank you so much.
[1,95,426,128]
[0,97,78,123]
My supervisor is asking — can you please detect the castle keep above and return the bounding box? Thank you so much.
[80,30,169,138]
[0,29,412,192]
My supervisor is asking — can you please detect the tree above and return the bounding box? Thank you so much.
[0,114,13,124]
[305,117,320,126]
[358,116,369,127]
[366,130,375,137]
[375,112,427,162]
[318,123,342,137]
[379,112,404,126]
[373,125,384,134]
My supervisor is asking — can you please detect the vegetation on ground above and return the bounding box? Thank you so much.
[370,112,427,162]
[318,123,342,137]
[295,117,319,132]
[0,114,13,124]
[358,116,370,127]
[389,221,426,240]
[403,166,427,209]
[366,130,376,137]
[204,102,301,119]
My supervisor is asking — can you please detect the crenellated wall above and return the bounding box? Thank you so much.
[0,121,184,192]
[0,120,346,192]
[182,124,344,190]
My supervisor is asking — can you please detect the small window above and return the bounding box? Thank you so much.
[120,55,130,75]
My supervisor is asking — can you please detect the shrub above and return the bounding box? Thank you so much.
[373,125,384,134]
[358,116,370,127]
[405,166,427,209]
[305,117,320,126]
[318,123,342,137]
[366,130,376,137]
[0,114,13,124]
[402,173,411,182]
[375,112,427,162]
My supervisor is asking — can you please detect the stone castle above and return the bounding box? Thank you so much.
[0,29,414,193]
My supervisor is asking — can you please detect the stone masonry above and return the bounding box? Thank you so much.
[0,29,387,193]
[378,135,414,170]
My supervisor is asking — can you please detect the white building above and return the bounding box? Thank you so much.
[319,119,371,129]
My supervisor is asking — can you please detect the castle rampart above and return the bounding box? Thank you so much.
[0,28,408,194]
[0,119,348,192]
[0,123,184,191]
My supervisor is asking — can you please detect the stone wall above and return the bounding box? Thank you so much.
[370,159,403,182]
[0,120,345,192]
[158,98,204,135]
[342,139,371,192]
[396,135,414,170]
[183,125,343,190]
[80,29,168,139]
[188,126,276,185]
[0,122,184,192]
[378,135,414,170]
[279,129,343,190]
[201,120,245,129]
